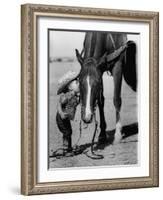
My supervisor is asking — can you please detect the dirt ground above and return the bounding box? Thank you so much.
[48,61,138,168]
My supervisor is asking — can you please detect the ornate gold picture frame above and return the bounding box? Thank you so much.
[21,4,159,195]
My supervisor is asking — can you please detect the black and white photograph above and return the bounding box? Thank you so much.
[48,30,138,169]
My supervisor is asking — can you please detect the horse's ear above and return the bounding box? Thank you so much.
[75,49,83,66]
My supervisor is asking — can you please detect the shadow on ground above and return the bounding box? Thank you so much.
[50,122,138,159]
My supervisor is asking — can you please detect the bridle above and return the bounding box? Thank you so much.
[78,97,104,160]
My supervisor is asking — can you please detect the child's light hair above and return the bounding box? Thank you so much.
[68,80,79,93]
[57,71,79,95]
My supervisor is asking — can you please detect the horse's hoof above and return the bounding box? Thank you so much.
[98,137,106,144]
[95,142,106,151]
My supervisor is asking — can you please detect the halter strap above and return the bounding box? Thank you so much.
[83,57,97,65]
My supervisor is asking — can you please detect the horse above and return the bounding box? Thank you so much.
[75,31,137,145]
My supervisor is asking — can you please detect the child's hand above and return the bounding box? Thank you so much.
[60,111,68,119]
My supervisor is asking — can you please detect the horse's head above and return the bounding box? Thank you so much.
[75,49,106,124]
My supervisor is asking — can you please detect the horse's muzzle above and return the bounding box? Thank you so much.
[82,113,93,124]
[81,104,94,124]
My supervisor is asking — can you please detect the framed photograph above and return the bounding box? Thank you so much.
[21,4,159,195]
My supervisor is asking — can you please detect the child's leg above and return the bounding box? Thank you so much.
[63,135,72,151]
[56,112,72,151]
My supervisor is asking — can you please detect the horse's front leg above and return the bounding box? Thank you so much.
[112,59,123,144]
[97,90,107,144]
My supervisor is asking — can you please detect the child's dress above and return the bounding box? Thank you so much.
[59,91,80,120]
[56,90,80,150]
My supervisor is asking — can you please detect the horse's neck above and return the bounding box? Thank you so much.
[83,32,94,59]
[83,32,127,59]
[106,33,127,51]
[93,33,106,58]
[84,32,106,59]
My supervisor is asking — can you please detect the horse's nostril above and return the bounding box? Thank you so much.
[83,114,93,124]
[83,119,90,124]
